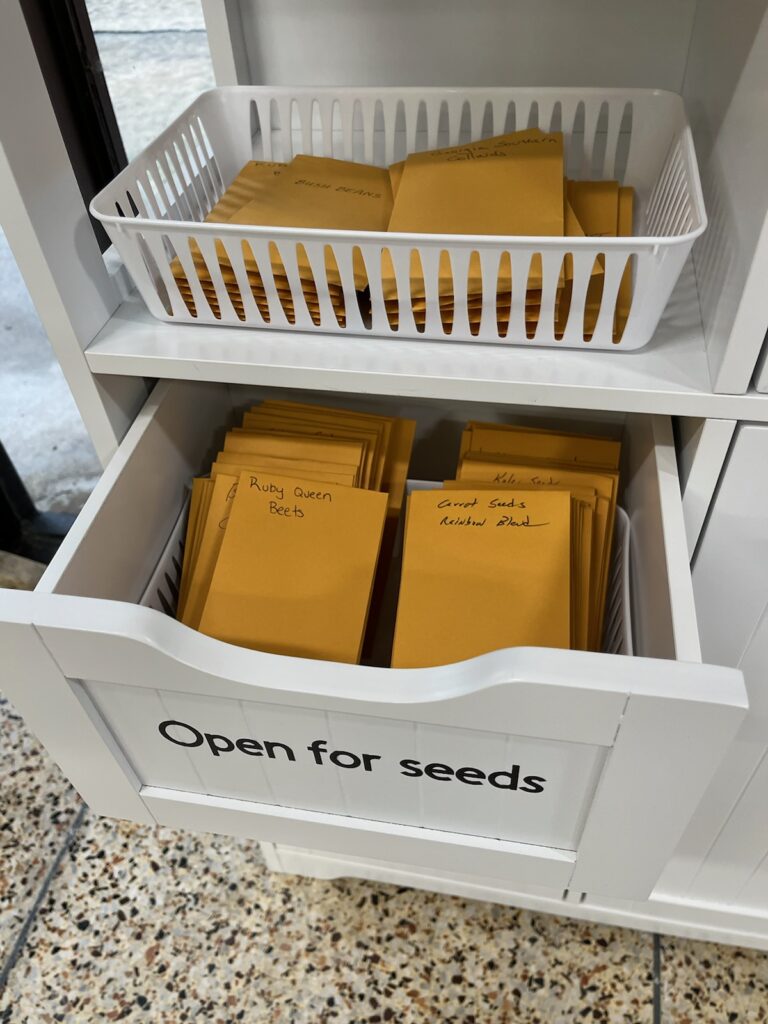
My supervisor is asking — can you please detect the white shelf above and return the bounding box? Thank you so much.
[86,261,768,420]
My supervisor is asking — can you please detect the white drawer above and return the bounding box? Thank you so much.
[0,381,746,904]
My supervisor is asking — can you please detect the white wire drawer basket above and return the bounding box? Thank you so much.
[91,86,706,351]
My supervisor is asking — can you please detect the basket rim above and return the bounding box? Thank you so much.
[90,84,705,248]
[178,84,692,100]
[90,215,707,249]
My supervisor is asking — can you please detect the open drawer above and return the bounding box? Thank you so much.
[0,381,746,903]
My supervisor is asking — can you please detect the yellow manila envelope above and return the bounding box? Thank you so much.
[567,180,620,238]
[389,160,405,197]
[397,195,589,327]
[183,438,365,627]
[175,258,344,300]
[174,156,372,314]
[208,161,285,223]
[460,422,621,470]
[249,399,414,656]
[222,431,366,483]
[176,401,416,653]
[458,454,616,652]
[199,472,388,663]
[236,155,393,232]
[211,453,358,488]
[239,412,381,491]
[392,130,565,237]
[385,417,417,516]
[190,477,214,567]
[390,195,585,318]
[385,181,587,332]
[174,259,343,323]
[173,284,342,329]
[171,161,284,300]
[177,477,210,621]
[456,419,620,646]
[258,400,415,517]
[385,129,565,301]
[181,472,239,630]
[234,155,393,290]
[391,488,571,668]
[442,477,596,651]
[616,185,635,332]
[565,176,638,335]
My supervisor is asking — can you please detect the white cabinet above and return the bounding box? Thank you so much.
[3,0,768,949]
[650,425,768,913]
[693,425,768,670]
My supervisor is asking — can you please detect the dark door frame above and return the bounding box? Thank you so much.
[1,1,127,563]
[20,0,127,251]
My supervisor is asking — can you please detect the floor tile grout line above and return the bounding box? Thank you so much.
[652,933,663,1024]
[0,802,87,993]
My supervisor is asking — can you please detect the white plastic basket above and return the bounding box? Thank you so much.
[92,87,706,350]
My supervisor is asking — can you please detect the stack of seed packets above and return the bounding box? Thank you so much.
[177,400,415,664]
[385,129,633,338]
[172,156,393,324]
[391,423,620,668]
[170,134,634,337]
[171,160,284,319]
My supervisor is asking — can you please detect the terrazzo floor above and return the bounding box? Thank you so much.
[2,1,768,1020]
[0,706,767,1024]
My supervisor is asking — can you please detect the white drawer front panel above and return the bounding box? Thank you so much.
[86,680,606,851]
